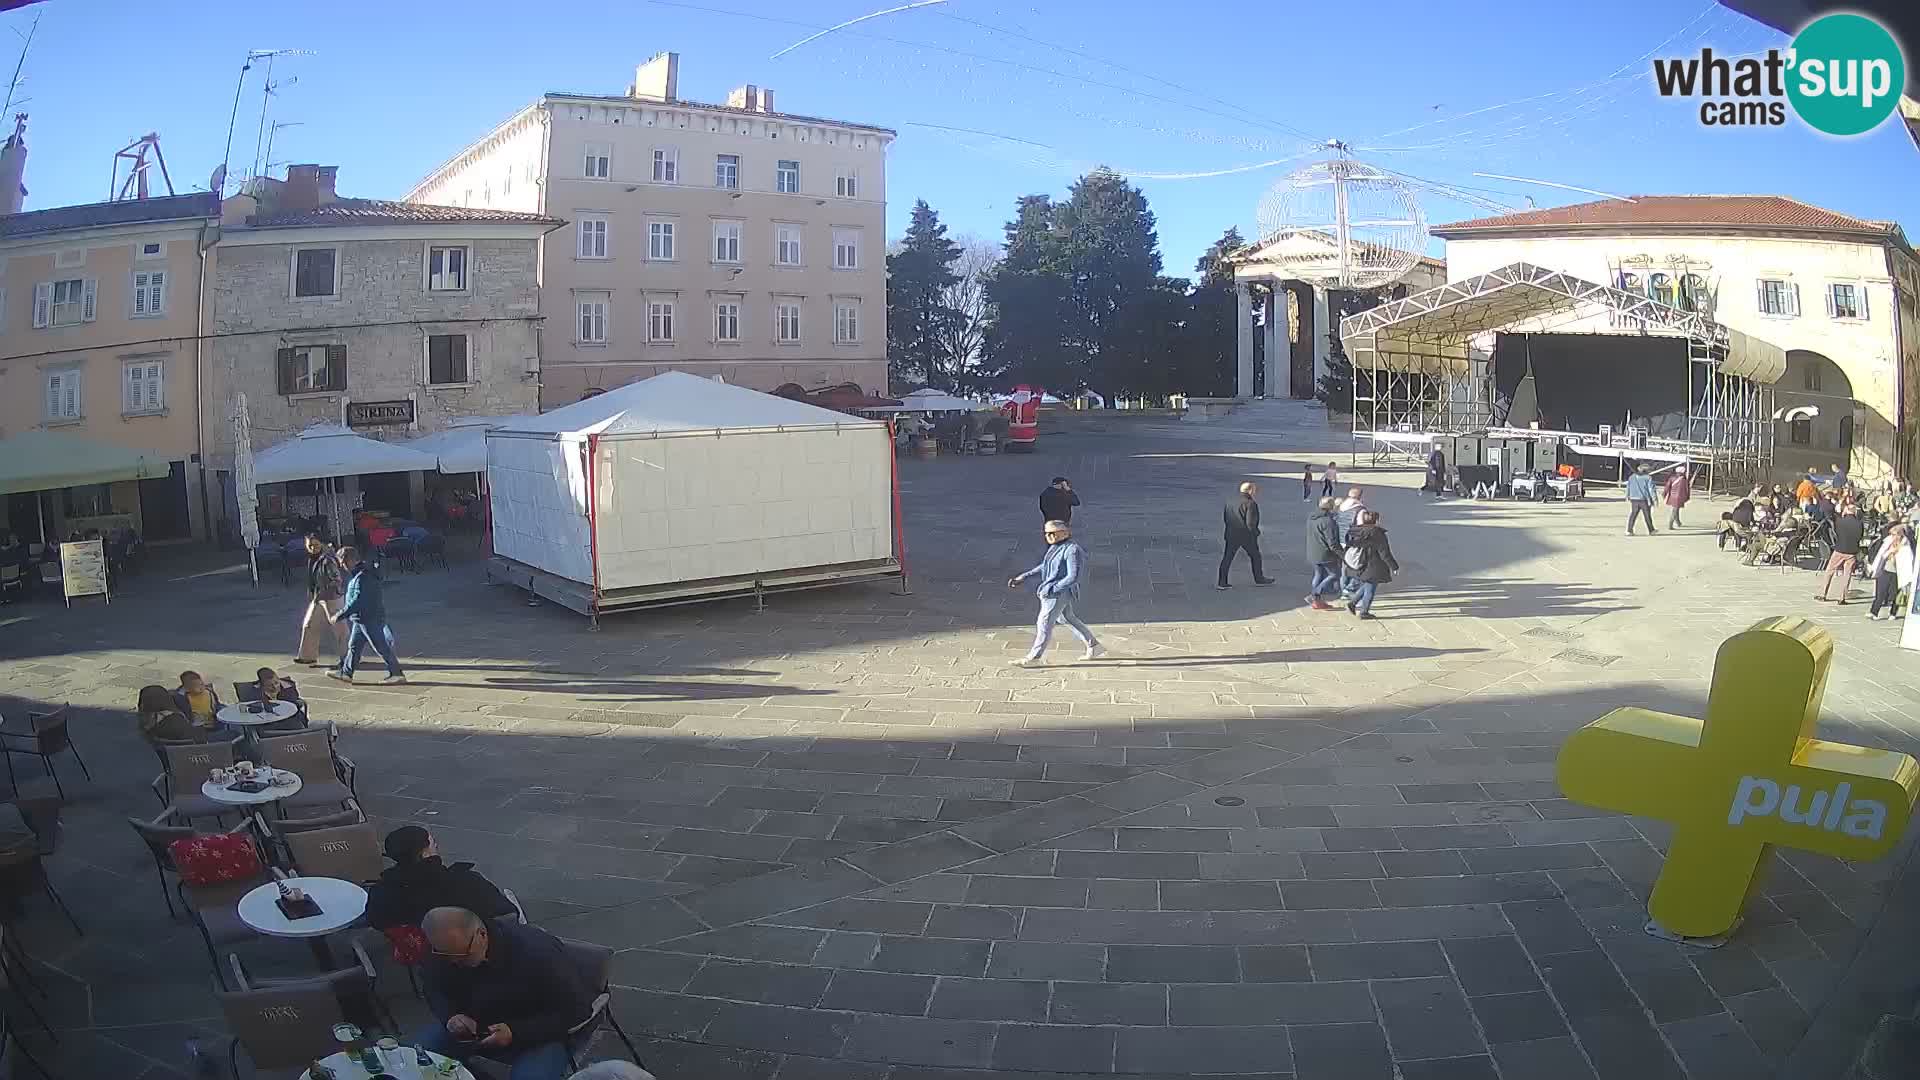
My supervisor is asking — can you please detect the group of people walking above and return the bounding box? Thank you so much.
[295,535,407,684]
[1007,467,1404,665]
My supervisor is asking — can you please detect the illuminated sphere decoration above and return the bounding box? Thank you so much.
[1255,152,1426,291]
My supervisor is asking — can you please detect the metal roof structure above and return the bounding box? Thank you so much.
[1339,261,1786,384]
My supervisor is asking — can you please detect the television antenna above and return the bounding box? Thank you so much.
[1,10,39,119]
[218,48,310,195]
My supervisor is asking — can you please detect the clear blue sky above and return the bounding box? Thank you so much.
[11,0,1916,275]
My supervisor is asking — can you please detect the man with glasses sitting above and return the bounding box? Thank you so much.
[414,907,592,1080]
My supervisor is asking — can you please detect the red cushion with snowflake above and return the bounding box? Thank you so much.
[385,925,429,965]
[168,833,262,886]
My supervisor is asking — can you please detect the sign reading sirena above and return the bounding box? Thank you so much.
[347,400,415,428]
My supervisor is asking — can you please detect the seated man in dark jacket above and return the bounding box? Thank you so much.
[368,826,519,931]
[414,907,592,1080]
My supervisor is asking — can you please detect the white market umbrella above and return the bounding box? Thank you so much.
[254,423,439,544]
[232,393,261,584]
[406,415,533,474]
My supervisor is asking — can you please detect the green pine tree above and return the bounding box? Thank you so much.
[885,200,963,389]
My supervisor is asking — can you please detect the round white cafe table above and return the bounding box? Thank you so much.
[302,1048,476,1079]
[200,767,303,808]
[218,700,299,754]
[239,876,368,970]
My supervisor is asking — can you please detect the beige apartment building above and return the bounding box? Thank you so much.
[0,192,220,542]
[407,53,892,407]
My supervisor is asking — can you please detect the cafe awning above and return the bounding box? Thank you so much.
[252,423,439,485]
[0,430,173,496]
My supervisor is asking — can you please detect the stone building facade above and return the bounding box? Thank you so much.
[406,52,892,407]
[204,165,559,531]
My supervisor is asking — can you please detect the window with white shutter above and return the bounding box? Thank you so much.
[124,360,165,413]
[1757,278,1799,317]
[39,278,92,327]
[651,147,678,183]
[44,370,82,420]
[1826,282,1866,321]
[132,270,167,316]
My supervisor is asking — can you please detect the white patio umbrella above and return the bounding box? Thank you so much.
[232,393,261,584]
[405,415,534,474]
[253,423,439,543]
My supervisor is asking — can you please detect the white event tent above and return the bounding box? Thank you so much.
[484,372,903,621]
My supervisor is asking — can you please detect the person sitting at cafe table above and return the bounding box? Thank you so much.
[136,684,201,746]
[368,826,518,930]
[172,671,223,732]
[413,906,591,1080]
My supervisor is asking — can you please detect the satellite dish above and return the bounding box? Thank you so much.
[1255,143,1425,290]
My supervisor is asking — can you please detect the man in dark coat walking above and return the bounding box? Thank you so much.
[1040,477,1079,523]
[1304,496,1343,610]
[328,547,406,684]
[1218,482,1276,590]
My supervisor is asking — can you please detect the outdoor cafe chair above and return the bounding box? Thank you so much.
[283,822,384,886]
[155,740,241,826]
[217,970,359,1078]
[0,705,89,801]
[0,1010,54,1080]
[0,565,21,604]
[227,938,396,1035]
[560,937,647,1070]
[0,798,79,936]
[176,833,278,990]
[257,733,356,813]
[127,813,258,919]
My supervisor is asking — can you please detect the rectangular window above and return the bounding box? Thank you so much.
[427,334,470,385]
[427,245,469,292]
[44,370,81,420]
[648,220,676,261]
[713,220,742,263]
[647,300,675,342]
[776,224,802,266]
[36,278,95,327]
[714,301,741,342]
[132,270,167,316]
[583,142,611,179]
[577,217,608,259]
[835,169,859,198]
[292,249,337,298]
[776,159,800,193]
[652,147,678,183]
[138,241,164,259]
[578,293,609,343]
[1826,282,1866,320]
[276,344,347,395]
[63,483,112,518]
[715,154,739,190]
[1757,278,1799,317]
[124,360,165,413]
[1791,416,1811,445]
[834,300,860,344]
[776,302,802,343]
[833,229,860,270]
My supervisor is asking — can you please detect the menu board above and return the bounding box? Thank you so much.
[59,540,109,604]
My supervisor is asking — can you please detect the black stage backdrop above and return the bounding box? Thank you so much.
[1493,333,1689,432]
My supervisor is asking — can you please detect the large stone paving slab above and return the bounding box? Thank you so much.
[3,401,1918,1077]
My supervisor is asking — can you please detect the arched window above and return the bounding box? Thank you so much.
[1839,414,1854,450]
[1619,272,1641,295]
[1680,274,1709,312]
[1650,273,1675,307]
[1791,417,1812,445]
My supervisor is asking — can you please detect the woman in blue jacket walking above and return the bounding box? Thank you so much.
[1007,520,1104,666]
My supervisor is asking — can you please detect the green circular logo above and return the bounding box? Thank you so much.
[1787,13,1906,136]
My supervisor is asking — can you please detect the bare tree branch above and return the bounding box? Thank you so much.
[937,234,1000,389]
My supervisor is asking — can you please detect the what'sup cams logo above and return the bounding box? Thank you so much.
[1653,12,1906,136]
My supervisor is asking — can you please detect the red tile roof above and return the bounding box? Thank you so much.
[1,192,219,239]
[1433,196,1900,238]
[248,198,561,229]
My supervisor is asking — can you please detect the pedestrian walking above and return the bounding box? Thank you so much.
[1305,496,1343,610]
[1301,465,1313,500]
[1340,510,1400,620]
[1007,520,1103,666]
[1336,487,1367,591]
[328,546,407,684]
[1218,482,1276,590]
[1040,476,1079,523]
[294,535,347,666]
[1816,504,1865,605]
[1625,464,1658,535]
[1423,447,1447,496]
[1867,523,1915,620]
[1321,461,1340,498]
[1663,467,1692,530]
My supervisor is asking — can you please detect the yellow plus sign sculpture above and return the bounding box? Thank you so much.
[1557,616,1919,940]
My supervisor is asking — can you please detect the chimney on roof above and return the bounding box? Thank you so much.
[0,114,26,216]
[630,52,679,102]
[281,164,339,211]
[726,84,776,114]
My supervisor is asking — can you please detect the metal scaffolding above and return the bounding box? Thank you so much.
[1340,262,1783,491]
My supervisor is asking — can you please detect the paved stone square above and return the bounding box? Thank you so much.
[4,400,1918,1079]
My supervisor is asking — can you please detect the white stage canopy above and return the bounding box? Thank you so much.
[253,423,441,484]
[407,416,534,474]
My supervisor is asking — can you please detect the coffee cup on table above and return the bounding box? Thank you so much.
[209,767,227,784]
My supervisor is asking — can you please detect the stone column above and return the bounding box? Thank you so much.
[1312,287,1332,389]
[1236,282,1255,399]
[1262,289,1283,398]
